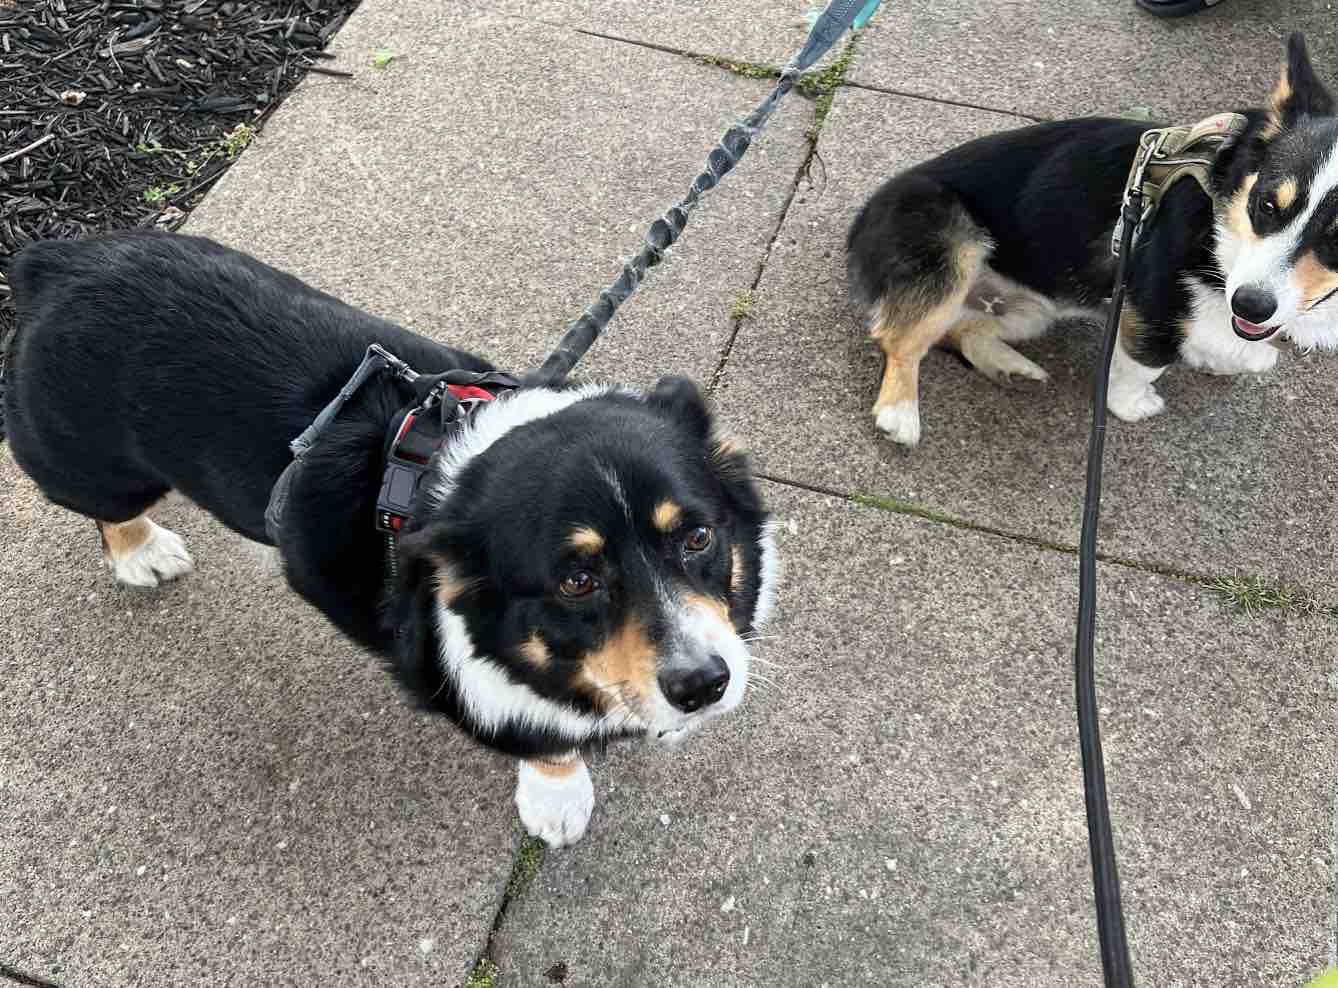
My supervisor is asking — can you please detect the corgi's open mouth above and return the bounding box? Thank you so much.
[1231,316,1281,342]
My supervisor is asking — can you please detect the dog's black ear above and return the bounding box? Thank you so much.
[1268,33,1335,130]
[647,375,712,441]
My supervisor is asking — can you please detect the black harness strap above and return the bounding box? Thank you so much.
[263,346,517,562]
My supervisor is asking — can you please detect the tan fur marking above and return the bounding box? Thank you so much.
[731,546,745,595]
[525,753,582,780]
[97,516,152,562]
[870,238,988,416]
[1294,251,1338,306]
[434,560,480,607]
[567,527,605,554]
[1276,177,1298,211]
[712,435,742,459]
[652,500,682,533]
[1118,303,1145,351]
[685,592,731,627]
[518,634,551,670]
[1225,174,1259,242]
[578,617,657,711]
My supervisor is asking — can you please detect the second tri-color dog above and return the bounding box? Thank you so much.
[847,33,1338,446]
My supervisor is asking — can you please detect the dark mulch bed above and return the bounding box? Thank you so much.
[0,0,361,395]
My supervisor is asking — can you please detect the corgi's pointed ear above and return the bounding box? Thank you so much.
[1268,33,1335,132]
[647,375,712,441]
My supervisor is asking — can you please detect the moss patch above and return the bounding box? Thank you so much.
[693,53,779,81]
[798,35,860,141]
[463,958,498,988]
[505,836,546,900]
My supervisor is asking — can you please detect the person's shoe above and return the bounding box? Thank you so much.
[1136,0,1224,16]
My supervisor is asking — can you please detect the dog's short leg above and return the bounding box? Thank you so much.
[943,315,1050,384]
[97,515,194,589]
[1106,338,1168,422]
[869,244,988,447]
[872,341,926,447]
[515,752,595,848]
[1107,305,1171,422]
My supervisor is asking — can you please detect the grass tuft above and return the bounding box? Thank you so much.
[731,290,755,321]
[1207,575,1332,619]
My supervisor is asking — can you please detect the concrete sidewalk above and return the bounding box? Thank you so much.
[2,3,1334,987]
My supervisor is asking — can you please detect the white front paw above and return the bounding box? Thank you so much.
[112,521,194,588]
[1106,385,1166,422]
[515,759,594,848]
[874,401,921,446]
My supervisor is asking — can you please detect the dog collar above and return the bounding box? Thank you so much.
[1111,111,1249,256]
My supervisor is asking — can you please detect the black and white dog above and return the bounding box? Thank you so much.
[847,33,1338,446]
[1,231,778,846]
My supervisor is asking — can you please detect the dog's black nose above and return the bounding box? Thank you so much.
[1231,286,1277,325]
[659,655,730,713]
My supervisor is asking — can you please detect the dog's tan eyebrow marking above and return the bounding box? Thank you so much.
[567,527,605,554]
[518,634,551,669]
[1276,177,1298,210]
[652,500,682,533]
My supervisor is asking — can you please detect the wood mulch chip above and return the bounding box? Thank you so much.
[0,0,362,410]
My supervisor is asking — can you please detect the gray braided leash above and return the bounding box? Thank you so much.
[530,0,879,385]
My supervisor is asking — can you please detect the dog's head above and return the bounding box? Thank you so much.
[389,377,776,758]
[1215,32,1338,349]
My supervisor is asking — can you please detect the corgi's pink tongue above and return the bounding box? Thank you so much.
[1231,316,1277,341]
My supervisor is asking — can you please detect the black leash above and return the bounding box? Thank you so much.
[1077,187,1140,988]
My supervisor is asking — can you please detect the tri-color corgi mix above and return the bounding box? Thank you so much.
[847,33,1338,446]
[1,231,778,847]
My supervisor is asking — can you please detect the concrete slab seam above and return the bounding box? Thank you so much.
[0,963,63,988]
[461,836,547,987]
[761,472,1336,620]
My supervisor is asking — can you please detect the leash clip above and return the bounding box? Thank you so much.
[1111,128,1168,257]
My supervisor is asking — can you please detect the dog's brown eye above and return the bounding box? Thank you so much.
[1260,198,1278,216]
[559,571,596,598]
[684,526,713,552]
